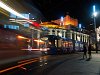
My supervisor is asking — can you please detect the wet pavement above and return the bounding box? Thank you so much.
[48,52,100,75]
[0,52,100,75]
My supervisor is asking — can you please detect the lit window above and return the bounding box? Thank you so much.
[4,24,19,30]
[4,25,7,28]
[15,26,19,30]
[10,25,13,29]
[24,23,29,27]
[10,13,16,18]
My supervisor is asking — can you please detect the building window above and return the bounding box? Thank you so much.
[52,30,55,35]
[4,25,19,30]
[62,31,64,37]
[57,30,60,36]
[24,23,29,27]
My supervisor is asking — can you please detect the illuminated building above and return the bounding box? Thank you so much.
[0,1,46,50]
[41,15,89,53]
[97,26,100,42]
[97,26,100,50]
[41,22,66,50]
[51,15,78,29]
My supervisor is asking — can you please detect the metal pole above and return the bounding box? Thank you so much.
[37,30,40,48]
[94,17,98,53]
[31,29,33,48]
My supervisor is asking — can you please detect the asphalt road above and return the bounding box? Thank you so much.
[0,53,80,75]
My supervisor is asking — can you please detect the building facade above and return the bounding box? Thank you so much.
[97,26,100,50]
[41,21,89,53]
[97,26,100,42]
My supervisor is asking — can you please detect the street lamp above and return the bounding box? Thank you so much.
[93,5,98,53]
[60,16,64,26]
[31,27,34,48]
[78,24,82,51]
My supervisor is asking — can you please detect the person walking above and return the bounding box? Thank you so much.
[83,44,87,59]
[88,44,92,59]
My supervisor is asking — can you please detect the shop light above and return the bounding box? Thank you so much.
[34,39,44,43]
[17,35,27,39]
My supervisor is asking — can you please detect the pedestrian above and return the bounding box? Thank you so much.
[88,44,92,59]
[28,44,32,51]
[83,44,87,59]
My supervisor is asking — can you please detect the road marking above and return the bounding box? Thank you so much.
[18,56,48,64]
[18,58,38,64]
[0,59,38,74]
[0,55,49,74]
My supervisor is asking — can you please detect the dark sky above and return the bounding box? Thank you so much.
[27,0,100,28]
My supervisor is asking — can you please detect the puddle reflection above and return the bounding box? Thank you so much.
[39,56,48,67]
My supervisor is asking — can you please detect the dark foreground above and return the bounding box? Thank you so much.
[0,52,100,75]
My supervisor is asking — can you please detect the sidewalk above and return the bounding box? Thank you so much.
[48,52,100,75]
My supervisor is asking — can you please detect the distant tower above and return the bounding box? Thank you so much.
[60,16,64,26]
[66,12,69,15]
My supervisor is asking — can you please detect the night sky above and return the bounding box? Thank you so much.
[27,0,100,28]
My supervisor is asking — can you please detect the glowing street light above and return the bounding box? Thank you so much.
[93,5,98,53]
[61,16,64,22]
[78,24,82,51]
[93,5,98,17]
[60,16,64,26]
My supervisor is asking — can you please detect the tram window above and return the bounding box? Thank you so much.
[62,31,64,37]
[52,30,55,35]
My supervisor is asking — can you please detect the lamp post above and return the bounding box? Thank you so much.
[37,30,40,48]
[93,5,98,53]
[78,24,82,51]
[60,16,64,26]
[31,27,34,48]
